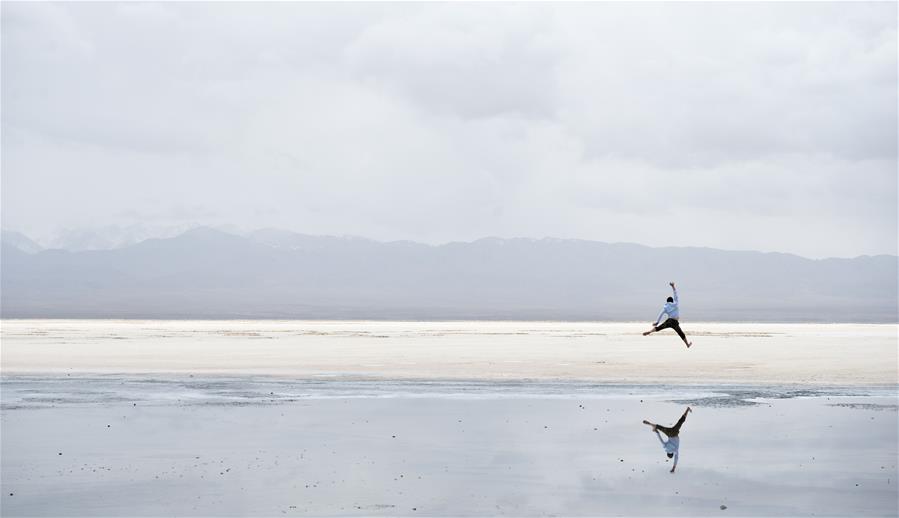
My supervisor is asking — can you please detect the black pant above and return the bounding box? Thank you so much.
[655,318,687,341]
[657,411,688,438]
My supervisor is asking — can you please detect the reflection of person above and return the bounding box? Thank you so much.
[643,407,692,473]
[643,282,692,348]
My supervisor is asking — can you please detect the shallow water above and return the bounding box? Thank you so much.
[1,377,896,516]
[1,375,897,408]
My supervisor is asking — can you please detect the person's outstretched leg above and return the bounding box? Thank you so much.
[670,407,691,435]
[642,420,657,431]
[672,321,692,348]
[656,424,675,437]
[646,319,673,336]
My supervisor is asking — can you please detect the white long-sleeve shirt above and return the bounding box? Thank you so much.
[656,431,679,467]
[656,286,679,323]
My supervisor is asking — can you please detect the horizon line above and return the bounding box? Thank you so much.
[2,224,897,262]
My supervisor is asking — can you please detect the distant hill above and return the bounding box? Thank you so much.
[1,230,43,254]
[1,227,896,322]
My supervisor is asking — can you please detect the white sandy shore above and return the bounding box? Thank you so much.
[1,320,896,384]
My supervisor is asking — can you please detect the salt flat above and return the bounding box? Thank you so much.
[1,320,896,384]
[1,320,897,517]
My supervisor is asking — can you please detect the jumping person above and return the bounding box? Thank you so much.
[643,282,692,348]
[643,407,692,473]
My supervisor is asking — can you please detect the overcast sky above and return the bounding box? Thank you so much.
[2,2,896,258]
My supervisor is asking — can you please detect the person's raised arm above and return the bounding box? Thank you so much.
[654,430,666,446]
[670,451,678,473]
[670,282,678,303]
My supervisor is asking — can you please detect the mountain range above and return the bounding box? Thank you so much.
[2,227,896,322]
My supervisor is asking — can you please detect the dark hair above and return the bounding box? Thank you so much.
[667,453,674,458]
[667,297,674,303]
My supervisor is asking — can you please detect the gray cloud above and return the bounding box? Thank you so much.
[1,2,896,258]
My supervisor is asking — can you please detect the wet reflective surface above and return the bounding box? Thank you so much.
[1,377,896,516]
